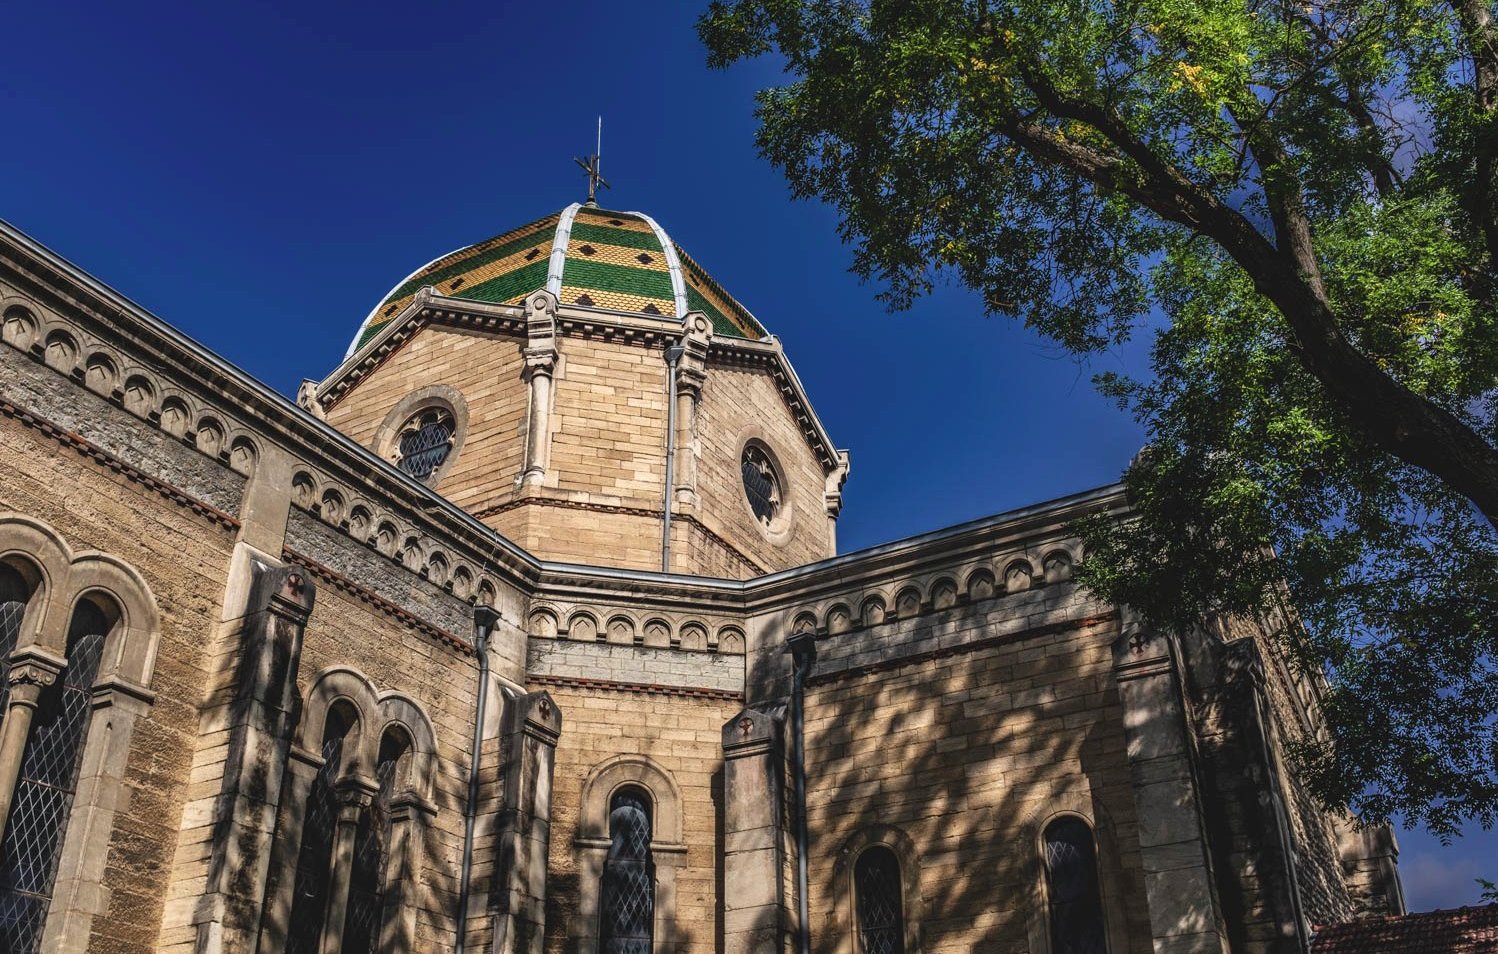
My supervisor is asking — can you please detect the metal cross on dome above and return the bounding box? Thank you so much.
[574,116,611,206]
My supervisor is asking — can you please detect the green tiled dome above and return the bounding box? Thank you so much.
[348,203,768,355]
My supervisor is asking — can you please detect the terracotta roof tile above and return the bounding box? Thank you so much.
[1311,905,1498,953]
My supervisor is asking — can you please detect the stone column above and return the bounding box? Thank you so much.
[319,779,377,954]
[672,312,713,507]
[491,690,563,954]
[0,648,64,840]
[519,292,559,489]
[192,560,315,954]
[1111,613,1231,954]
[823,451,850,555]
[722,706,790,954]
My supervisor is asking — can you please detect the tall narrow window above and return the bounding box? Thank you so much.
[599,786,654,954]
[1043,817,1108,954]
[854,846,905,954]
[343,727,410,953]
[0,565,27,714]
[0,600,109,954]
[287,703,356,954]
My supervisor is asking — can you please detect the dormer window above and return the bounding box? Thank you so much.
[395,408,455,481]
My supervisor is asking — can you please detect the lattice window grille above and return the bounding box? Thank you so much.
[600,788,655,954]
[395,408,455,480]
[0,595,24,716]
[342,737,405,953]
[1044,818,1109,954]
[0,604,107,954]
[286,724,348,954]
[741,444,782,525]
[855,847,905,954]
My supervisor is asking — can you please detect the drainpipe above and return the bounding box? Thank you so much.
[455,604,499,954]
[787,632,818,954]
[662,343,685,572]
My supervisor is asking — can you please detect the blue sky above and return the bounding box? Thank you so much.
[0,0,1485,911]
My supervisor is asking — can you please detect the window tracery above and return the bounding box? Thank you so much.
[394,407,455,481]
[741,443,782,526]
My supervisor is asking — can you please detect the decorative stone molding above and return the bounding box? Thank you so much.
[259,665,440,953]
[528,601,747,656]
[572,754,689,954]
[371,383,471,489]
[0,514,164,954]
[831,824,926,954]
[519,292,560,488]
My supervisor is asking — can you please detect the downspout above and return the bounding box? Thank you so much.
[662,344,684,572]
[787,632,818,954]
[456,604,499,954]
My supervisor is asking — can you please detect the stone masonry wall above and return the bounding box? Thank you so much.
[692,361,834,575]
[539,682,740,954]
[794,583,1155,954]
[323,322,530,515]
[0,408,237,951]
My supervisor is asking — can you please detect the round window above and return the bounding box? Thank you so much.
[741,443,782,526]
[395,407,455,480]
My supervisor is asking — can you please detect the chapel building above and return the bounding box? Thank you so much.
[0,199,1402,954]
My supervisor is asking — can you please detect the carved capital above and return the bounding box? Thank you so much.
[8,661,60,691]
[295,379,326,420]
[824,450,851,519]
[522,345,557,381]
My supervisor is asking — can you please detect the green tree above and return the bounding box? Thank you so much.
[700,0,1498,835]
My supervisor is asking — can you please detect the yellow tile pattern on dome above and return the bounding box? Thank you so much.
[675,245,766,339]
[357,213,559,348]
[558,208,678,316]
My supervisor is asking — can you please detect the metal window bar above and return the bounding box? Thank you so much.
[0,604,108,954]
[1044,818,1109,954]
[286,723,349,954]
[342,737,404,953]
[600,789,654,954]
[741,446,781,525]
[396,411,454,480]
[854,847,905,954]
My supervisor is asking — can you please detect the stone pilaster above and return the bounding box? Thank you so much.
[490,690,562,954]
[518,292,559,489]
[672,311,713,508]
[823,450,850,554]
[1111,613,1231,954]
[722,706,791,954]
[191,560,315,954]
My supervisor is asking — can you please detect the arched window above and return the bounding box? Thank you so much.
[0,598,110,954]
[0,563,29,712]
[343,726,411,952]
[287,702,357,954]
[854,846,906,954]
[599,786,654,954]
[1042,817,1108,954]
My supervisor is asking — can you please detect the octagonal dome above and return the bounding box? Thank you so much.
[348,202,768,356]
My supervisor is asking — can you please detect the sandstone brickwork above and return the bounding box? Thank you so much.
[0,214,1402,954]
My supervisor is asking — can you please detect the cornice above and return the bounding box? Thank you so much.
[0,220,543,595]
[317,290,845,472]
